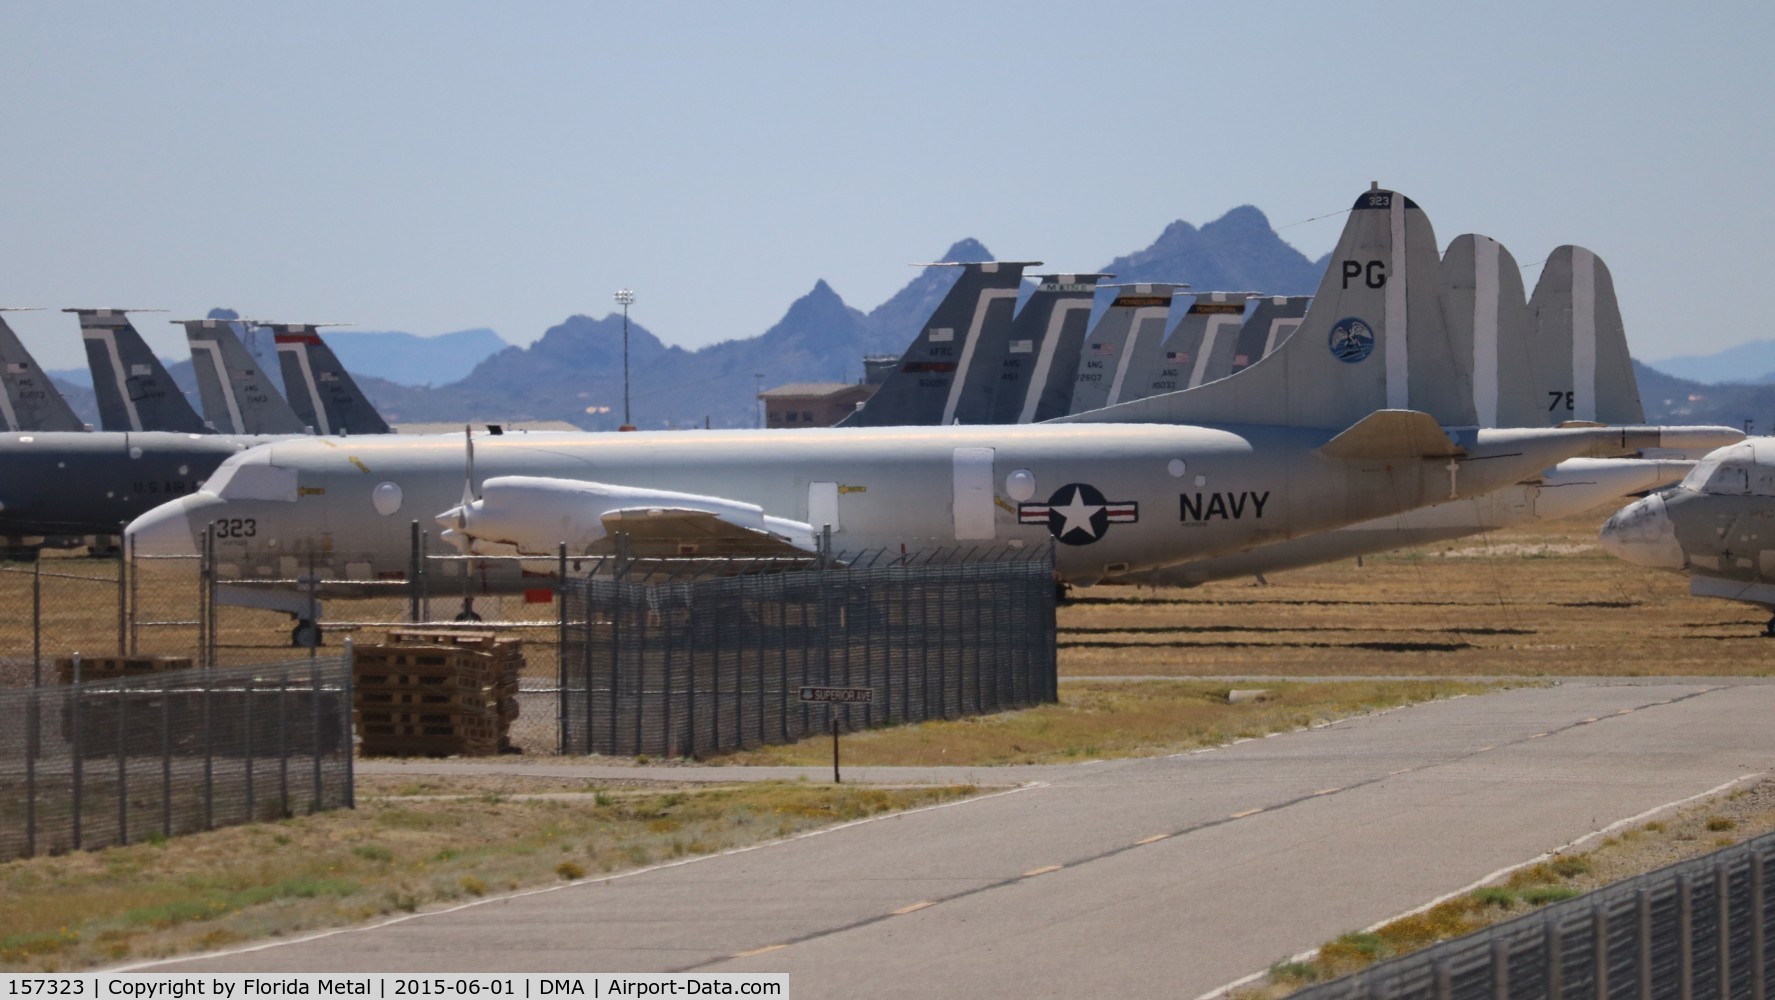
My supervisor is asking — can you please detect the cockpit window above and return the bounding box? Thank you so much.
[1679,443,1775,497]
[201,454,298,502]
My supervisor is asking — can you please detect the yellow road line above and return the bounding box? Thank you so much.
[1023,864,1062,877]
[732,944,787,959]
[1230,807,1264,819]
[1135,834,1169,845]
[1313,787,1342,796]
[892,901,935,915]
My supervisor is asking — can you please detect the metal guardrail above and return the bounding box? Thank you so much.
[1293,831,1775,1000]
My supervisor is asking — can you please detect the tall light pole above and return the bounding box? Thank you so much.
[614,288,635,430]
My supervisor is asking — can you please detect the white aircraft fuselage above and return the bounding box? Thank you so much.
[125,422,1611,588]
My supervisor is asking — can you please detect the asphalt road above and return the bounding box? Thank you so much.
[132,680,1775,998]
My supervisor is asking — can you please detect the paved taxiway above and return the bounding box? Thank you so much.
[134,681,1775,998]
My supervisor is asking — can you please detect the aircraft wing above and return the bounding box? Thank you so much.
[598,506,820,559]
[437,475,820,560]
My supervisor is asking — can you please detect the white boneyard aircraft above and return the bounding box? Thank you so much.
[125,187,1670,592]
[1101,237,1740,587]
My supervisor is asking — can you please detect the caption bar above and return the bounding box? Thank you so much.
[1,976,788,1000]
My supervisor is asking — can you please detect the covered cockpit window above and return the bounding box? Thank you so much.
[1678,443,1775,496]
[200,449,299,502]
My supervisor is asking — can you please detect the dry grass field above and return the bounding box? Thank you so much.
[1059,506,1772,679]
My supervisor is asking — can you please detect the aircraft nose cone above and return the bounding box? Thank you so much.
[1599,493,1686,570]
[125,497,201,559]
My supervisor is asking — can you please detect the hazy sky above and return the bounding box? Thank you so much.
[4,1,1771,370]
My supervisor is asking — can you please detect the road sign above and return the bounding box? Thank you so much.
[798,686,874,704]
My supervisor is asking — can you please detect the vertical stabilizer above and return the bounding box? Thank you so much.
[1066,283,1185,414]
[269,324,393,435]
[0,309,85,432]
[1227,295,1311,377]
[840,261,1035,427]
[180,319,308,435]
[949,273,1106,424]
[1528,246,1644,425]
[1440,235,1537,427]
[1121,292,1254,401]
[69,308,208,433]
[1057,187,1478,430]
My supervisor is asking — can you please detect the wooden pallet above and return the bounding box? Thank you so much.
[57,655,195,684]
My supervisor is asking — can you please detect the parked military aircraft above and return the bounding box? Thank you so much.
[70,308,209,433]
[839,262,1033,427]
[949,273,1107,425]
[1109,235,1739,587]
[127,187,1677,619]
[1600,439,1775,633]
[1066,284,1186,414]
[268,324,393,435]
[0,308,86,432]
[181,319,309,435]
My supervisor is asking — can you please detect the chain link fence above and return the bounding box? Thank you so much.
[1294,831,1775,1000]
[561,547,1059,757]
[0,655,353,860]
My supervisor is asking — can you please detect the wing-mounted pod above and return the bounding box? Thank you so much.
[179,318,308,435]
[69,308,208,433]
[436,476,820,560]
[266,324,392,435]
[840,260,1037,427]
[1066,283,1186,414]
[0,308,85,432]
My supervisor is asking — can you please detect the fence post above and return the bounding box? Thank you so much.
[128,532,139,656]
[1720,861,1734,996]
[1490,936,1509,1000]
[278,667,290,819]
[343,638,355,809]
[558,542,568,756]
[71,652,82,850]
[409,521,422,624]
[117,525,127,656]
[1432,957,1452,1000]
[32,551,41,685]
[202,662,214,829]
[1637,888,1653,999]
[1753,850,1766,1000]
[197,524,210,668]
[1594,901,1610,1000]
[161,673,172,838]
[244,671,256,822]
[117,672,129,845]
[1679,875,1694,1000]
[1543,916,1563,999]
[310,655,323,814]
[25,685,39,856]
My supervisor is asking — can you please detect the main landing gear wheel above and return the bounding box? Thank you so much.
[291,620,322,648]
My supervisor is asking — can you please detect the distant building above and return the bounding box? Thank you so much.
[758,382,876,428]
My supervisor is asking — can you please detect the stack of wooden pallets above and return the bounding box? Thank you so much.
[56,655,194,684]
[353,629,523,757]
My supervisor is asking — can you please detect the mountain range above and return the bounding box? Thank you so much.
[36,204,1775,433]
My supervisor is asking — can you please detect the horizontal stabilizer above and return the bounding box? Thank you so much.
[1319,409,1464,460]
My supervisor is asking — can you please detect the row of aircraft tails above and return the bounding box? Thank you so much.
[0,309,388,437]
[114,183,1762,643]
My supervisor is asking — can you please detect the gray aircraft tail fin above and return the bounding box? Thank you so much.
[1440,234,1538,428]
[0,309,85,432]
[840,261,1036,427]
[1227,295,1311,376]
[69,308,208,433]
[1057,186,1478,430]
[1121,292,1256,401]
[1528,246,1644,425]
[180,318,309,435]
[1066,283,1185,414]
[269,324,392,435]
[947,273,1107,424]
